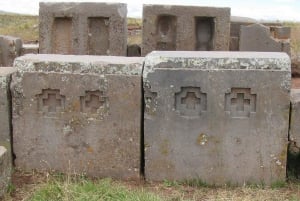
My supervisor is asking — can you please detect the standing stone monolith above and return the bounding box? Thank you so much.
[12,54,143,180]
[143,51,290,185]
[39,2,127,56]
[290,89,300,147]
[0,67,16,167]
[0,35,22,67]
[240,24,290,55]
[142,4,230,56]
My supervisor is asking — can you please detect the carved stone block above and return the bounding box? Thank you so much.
[143,51,290,185]
[142,4,230,56]
[12,54,143,180]
[39,2,127,56]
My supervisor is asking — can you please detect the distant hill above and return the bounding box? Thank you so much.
[0,10,18,15]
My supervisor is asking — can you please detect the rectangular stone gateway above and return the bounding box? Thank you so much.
[143,51,291,185]
[39,2,127,56]
[142,5,230,56]
[12,54,143,180]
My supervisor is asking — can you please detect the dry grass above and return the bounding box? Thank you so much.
[0,14,38,43]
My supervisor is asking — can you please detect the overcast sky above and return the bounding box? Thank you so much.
[0,0,299,21]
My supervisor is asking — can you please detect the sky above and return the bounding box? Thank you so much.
[0,0,300,21]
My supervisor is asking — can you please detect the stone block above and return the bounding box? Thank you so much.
[270,26,291,40]
[144,51,290,185]
[22,44,39,55]
[230,36,239,51]
[0,67,16,165]
[239,24,290,55]
[12,54,143,180]
[142,4,230,56]
[0,146,11,198]
[0,35,22,67]
[39,2,127,56]
[290,89,300,146]
[230,16,257,38]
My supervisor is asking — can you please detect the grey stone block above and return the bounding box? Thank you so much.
[0,67,16,166]
[144,51,290,185]
[230,36,239,51]
[290,89,300,146]
[142,4,230,56]
[12,54,143,180]
[22,44,39,55]
[0,35,22,67]
[0,146,11,198]
[39,2,127,56]
[270,26,291,40]
[239,24,290,55]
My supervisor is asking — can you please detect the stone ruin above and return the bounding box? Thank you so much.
[142,4,231,56]
[0,2,298,197]
[0,36,22,67]
[239,24,291,55]
[39,2,127,56]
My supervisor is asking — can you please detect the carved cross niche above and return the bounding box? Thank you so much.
[175,87,207,117]
[80,90,108,114]
[225,88,256,118]
[37,89,65,113]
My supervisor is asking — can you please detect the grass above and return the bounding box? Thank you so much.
[0,14,38,43]
[29,178,162,201]
[3,170,300,201]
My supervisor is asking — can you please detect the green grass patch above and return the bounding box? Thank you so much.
[29,176,163,201]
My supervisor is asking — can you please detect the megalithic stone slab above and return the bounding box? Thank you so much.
[143,51,290,185]
[290,89,300,146]
[0,67,16,166]
[0,35,23,67]
[12,54,143,180]
[142,4,230,56]
[239,24,290,55]
[39,2,127,56]
[0,146,11,198]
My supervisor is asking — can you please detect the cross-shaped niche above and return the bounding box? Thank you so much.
[225,88,257,118]
[175,87,207,117]
[37,89,65,113]
[80,90,108,114]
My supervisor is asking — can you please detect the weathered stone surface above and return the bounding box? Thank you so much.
[270,26,291,40]
[240,24,290,55]
[0,67,16,165]
[290,89,300,147]
[12,54,143,180]
[142,4,230,56]
[39,2,127,56]
[0,146,11,198]
[229,36,239,51]
[0,35,22,67]
[230,16,257,38]
[22,44,39,55]
[144,51,290,185]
